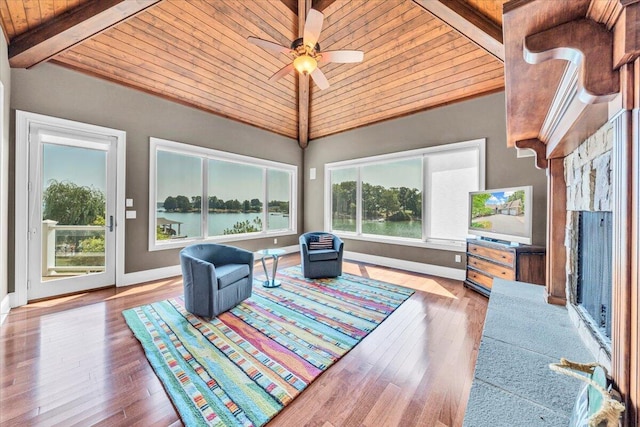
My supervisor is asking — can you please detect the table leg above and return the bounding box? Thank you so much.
[261,254,281,288]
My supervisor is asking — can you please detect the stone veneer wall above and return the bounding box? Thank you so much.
[563,121,613,367]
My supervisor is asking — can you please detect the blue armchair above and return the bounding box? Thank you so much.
[179,243,254,318]
[299,232,344,279]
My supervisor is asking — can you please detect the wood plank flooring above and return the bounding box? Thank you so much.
[0,255,488,426]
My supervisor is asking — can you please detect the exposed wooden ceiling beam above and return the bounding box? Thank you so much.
[9,0,161,68]
[298,0,311,149]
[281,0,297,15]
[280,0,337,15]
[413,0,504,62]
[282,0,333,147]
[312,0,338,13]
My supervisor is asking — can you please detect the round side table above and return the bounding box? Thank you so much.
[257,248,286,288]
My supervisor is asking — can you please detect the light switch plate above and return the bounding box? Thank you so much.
[126,198,134,207]
[126,210,136,219]
[310,168,316,180]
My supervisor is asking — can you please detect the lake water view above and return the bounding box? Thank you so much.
[158,211,290,238]
[332,218,422,239]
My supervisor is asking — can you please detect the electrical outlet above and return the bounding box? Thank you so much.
[455,254,461,263]
[274,238,278,244]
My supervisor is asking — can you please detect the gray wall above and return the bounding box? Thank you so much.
[0,31,9,307]
[8,63,546,293]
[10,63,302,287]
[304,92,547,269]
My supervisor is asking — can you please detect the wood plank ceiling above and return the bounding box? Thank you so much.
[0,0,507,145]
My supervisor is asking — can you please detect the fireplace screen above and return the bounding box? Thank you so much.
[577,211,613,339]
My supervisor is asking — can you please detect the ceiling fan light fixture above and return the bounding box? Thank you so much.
[293,54,317,75]
[248,9,363,89]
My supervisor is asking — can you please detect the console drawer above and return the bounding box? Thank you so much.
[468,243,515,266]
[466,268,493,289]
[468,256,516,280]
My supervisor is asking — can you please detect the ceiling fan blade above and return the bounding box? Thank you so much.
[310,67,330,90]
[269,63,295,82]
[248,36,291,54]
[320,50,364,63]
[303,9,324,49]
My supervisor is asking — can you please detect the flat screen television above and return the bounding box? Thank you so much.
[468,185,533,245]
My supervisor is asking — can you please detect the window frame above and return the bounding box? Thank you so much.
[324,139,485,251]
[149,137,297,251]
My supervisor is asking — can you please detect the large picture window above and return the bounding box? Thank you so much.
[362,158,422,239]
[208,159,264,237]
[330,168,357,232]
[325,139,484,249]
[150,138,296,250]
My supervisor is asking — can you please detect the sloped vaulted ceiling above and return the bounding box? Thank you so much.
[0,0,507,146]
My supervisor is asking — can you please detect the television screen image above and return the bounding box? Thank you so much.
[468,186,533,245]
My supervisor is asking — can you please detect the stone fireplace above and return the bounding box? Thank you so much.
[563,121,613,368]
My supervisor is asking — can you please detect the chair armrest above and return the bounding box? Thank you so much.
[299,234,309,256]
[333,235,344,253]
[180,253,217,288]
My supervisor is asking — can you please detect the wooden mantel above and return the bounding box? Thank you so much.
[503,1,640,426]
[502,0,624,158]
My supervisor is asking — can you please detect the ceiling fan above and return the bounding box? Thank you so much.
[247,9,364,90]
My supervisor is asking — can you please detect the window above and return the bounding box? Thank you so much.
[156,150,203,240]
[426,148,479,241]
[208,159,264,237]
[150,138,297,250]
[325,139,485,249]
[362,158,422,239]
[267,169,291,231]
[330,168,357,232]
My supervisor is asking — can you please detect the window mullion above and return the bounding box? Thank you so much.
[422,155,429,241]
[202,158,208,239]
[356,166,362,236]
[263,167,268,233]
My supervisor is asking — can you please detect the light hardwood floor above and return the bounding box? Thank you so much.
[0,255,488,426]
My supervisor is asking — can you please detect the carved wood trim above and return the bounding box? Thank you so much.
[8,0,161,68]
[613,2,640,69]
[524,19,619,104]
[540,63,587,156]
[515,138,548,169]
[587,0,623,30]
[412,0,504,61]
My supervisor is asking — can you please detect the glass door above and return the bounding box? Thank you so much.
[27,126,117,300]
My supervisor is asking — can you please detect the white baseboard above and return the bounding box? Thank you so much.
[0,292,11,326]
[344,251,466,281]
[117,245,300,287]
[118,264,182,287]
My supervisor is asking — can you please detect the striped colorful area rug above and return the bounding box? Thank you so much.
[123,265,413,426]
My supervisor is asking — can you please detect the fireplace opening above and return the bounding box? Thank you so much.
[577,211,613,340]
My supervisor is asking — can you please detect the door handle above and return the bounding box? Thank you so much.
[108,215,114,232]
